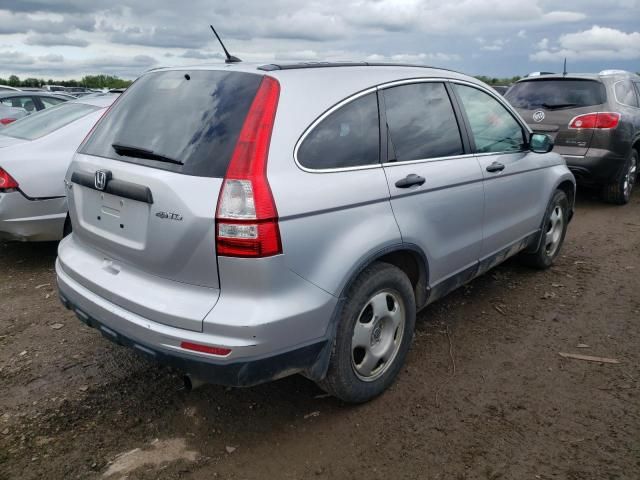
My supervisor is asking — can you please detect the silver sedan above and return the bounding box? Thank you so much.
[0,94,117,241]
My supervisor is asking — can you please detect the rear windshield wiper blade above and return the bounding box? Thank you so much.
[541,103,579,110]
[112,143,183,165]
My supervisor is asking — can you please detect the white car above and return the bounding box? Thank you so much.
[0,94,118,241]
[0,104,28,126]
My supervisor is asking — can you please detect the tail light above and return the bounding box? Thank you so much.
[215,76,282,258]
[569,112,620,130]
[0,167,19,191]
[0,118,16,125]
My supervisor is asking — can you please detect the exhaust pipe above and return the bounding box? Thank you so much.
[183,374,206,392]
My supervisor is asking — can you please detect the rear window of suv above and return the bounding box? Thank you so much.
[80,70,263,178]
[505,79,606,110]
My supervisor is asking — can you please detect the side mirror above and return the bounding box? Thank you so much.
[529,133,554,153]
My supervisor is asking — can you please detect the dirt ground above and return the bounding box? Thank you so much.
[1,190,639,480]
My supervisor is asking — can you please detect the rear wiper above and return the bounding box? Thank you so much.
[112,143,183,165]
[541,103,578,110]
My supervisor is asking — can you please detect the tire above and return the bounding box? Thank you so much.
[603,149,638,205]
[520,189,569,269]
[318,262,416,403]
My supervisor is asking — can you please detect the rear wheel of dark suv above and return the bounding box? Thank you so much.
[603,149,638,205]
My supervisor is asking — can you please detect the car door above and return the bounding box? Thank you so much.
[380,80,485,299]
[451,82,548,270]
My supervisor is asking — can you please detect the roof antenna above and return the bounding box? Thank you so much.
[209,25,241,64]
[563,58,567,77]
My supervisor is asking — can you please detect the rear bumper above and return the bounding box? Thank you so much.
[0,191,66,241]
[563,148,626,184]
[56,244,338,386]
[58,285,328,387]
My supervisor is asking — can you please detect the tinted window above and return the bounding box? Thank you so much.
[505,79,606,110]
[383,83,463,161]
[40,96,66,108]
[80,70,263,178]
[0,103,98,140]
[297,93,379,169]
[615,81,639,107]
[1,96,37,113]
[455,84,525,154]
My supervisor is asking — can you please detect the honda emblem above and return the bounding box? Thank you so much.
[94,170,111,191]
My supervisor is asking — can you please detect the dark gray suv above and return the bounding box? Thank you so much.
[506,70,640,204]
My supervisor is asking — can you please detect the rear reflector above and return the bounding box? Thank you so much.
[180,341,232,357]
[0,118,16,125]
[568,112,620,129]
[0,167,19,191]
[215,76,282,258]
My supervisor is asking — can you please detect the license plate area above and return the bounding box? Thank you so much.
[78,187,149,250]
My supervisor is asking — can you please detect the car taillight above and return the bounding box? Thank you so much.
[568,112,620,130]
[215,76,282,258]
[0,167,19,191]
[0,118,16,125]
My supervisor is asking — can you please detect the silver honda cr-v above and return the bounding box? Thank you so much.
[56,62,575,403]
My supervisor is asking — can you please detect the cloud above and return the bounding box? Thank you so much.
[365,52,462,63]
[0,0,638,79]
[542,11,587,23]
[536,38,549,49]
[531,25,640,61]
[180,50,225,60]
[38,53,64,62]
[24,33,89,47]
[0,50,34,65]
[0,10,95,35]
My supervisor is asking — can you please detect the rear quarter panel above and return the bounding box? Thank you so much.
[267,73,403,297]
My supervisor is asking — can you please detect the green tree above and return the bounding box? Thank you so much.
[8,75,19,87]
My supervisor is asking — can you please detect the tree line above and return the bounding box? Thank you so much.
[0,75,133,89]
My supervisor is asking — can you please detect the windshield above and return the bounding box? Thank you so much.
[0,103,99,140]
[79,69,263,178]
[505,79,606,110]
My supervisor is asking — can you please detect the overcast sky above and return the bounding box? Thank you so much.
[0,0,638,80]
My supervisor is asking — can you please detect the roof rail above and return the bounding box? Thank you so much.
[599,69,630,76]
[257,62,461,74]
[526,71,555,77]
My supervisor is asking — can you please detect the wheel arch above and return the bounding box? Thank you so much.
[340,243,429,310]
[304,243,430,382]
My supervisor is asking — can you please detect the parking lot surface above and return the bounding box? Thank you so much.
[1,190,639,480]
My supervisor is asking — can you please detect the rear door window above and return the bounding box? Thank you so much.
[80,70,263,178]
[505,79,606,110]
[297,92,380,170]
[615,81,639,107]
[0,103,99,140]
[1,96,37,113]
[382,82,463,161]
[455,84,525,154]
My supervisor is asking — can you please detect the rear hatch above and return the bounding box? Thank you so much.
[64,69,264,331]
[505,78,607,156]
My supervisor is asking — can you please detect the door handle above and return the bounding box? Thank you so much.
[486,161,505,173]
[395,174,426,188]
